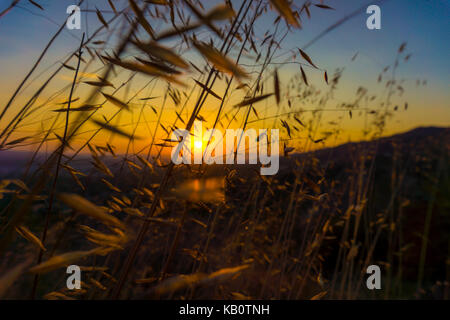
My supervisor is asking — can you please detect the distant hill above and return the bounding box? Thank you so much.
[0,126,448,178]
[287,126,449,164]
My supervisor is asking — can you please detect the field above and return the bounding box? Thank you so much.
[0,0,449,300]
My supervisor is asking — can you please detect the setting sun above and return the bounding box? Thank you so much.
[194,140,203,150]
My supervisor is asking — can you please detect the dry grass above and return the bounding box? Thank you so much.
[0,0,448,300]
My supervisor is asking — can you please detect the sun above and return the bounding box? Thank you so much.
[194,140,203,150]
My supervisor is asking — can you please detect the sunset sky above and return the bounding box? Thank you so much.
[0,0,448,155]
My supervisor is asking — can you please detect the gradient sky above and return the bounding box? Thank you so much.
[0,0,448,154]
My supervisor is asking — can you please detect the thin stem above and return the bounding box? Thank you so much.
[30,33,85,299]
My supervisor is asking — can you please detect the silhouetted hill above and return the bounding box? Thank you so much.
[0,127,448,179]
[286,126,449,166]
